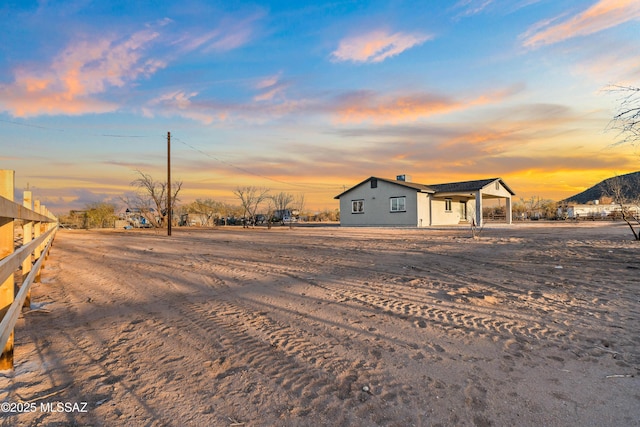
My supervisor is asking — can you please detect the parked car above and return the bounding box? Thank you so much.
[282,216,297,224]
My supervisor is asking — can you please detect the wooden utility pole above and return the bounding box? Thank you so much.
[167,131,172,236]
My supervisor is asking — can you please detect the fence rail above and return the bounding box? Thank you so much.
[0,170,57,370]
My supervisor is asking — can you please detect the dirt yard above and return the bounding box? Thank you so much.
[1,222,638,426]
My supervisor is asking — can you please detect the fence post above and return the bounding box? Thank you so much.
[40,205,47,264]
[33,200,41,278]
[0,170,15,369]
[22,191,33,308]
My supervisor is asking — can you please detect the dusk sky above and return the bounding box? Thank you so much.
[1,0,639,213]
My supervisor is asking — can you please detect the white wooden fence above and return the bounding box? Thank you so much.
[0,170,57,370]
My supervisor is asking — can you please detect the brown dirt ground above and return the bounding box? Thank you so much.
[1,222,639,426]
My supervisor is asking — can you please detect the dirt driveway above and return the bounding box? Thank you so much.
[1,223,638,426]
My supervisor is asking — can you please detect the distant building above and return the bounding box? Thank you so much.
[273,209,299,221]
[122,208,155,228]
[558,201,639,220]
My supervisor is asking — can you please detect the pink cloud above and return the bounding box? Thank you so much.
[253,73,288,102]
[255,73,281,90]
[206,29,252,52]
[148,90,198,110]
[0,29,164,117]
[145,90,224,124]
[453,0,495,18]
[176,14,260,53]
[331,30,432,63]
[522,0,640,48]
[175,29,221,52]
[253,87,283,102]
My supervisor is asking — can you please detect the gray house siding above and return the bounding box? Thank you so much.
[339,179,421,227]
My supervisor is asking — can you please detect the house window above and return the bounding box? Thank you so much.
[495,182,500,190]
[390,197,406,212]
[445,198,452,212]
[352,200,364,214]
[371,178,378,188]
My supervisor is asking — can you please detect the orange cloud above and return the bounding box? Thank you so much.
[335,87,520,124]
[439,130,516,154]
[522,0,640,48]
[0,29,164,117]
[331,30,432,63]
[337,94,456,123]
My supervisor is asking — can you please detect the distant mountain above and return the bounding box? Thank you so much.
[564,171,640,204]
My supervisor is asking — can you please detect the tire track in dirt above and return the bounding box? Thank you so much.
[211,254,571,343]
[178,300,363,396]
[212,250,594,329]
[271,268,640,366]
[297,236,637,322]
[189,245,637,365]
[289,273,567,342]
[164,276,429,425]
[160,229,640,366]
[99,244,423,425]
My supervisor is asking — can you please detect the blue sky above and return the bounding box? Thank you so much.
[1,0,639,212]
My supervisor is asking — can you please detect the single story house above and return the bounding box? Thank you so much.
[335,175,515,227]
[557,201,640,220]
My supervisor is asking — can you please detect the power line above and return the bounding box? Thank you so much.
[1,117,343,191]
[171,135,343,191]
[0,118,65,132]
[0,118,148,138]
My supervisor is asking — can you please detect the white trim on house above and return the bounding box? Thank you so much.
[351,199,364,214]
[390,196,406,212]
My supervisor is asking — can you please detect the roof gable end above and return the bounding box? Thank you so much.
[334,176,434,199]
[429,178,515,195]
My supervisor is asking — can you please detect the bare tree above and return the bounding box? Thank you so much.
[295,193,305,216]
[608,85,640,146]
[233,186,270,228]
[263,197,274,229]
[605,85,640,240]
[126,170,183,228]
[467,203,484,239]
[605,175,640,241]
[290,193,306,228]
